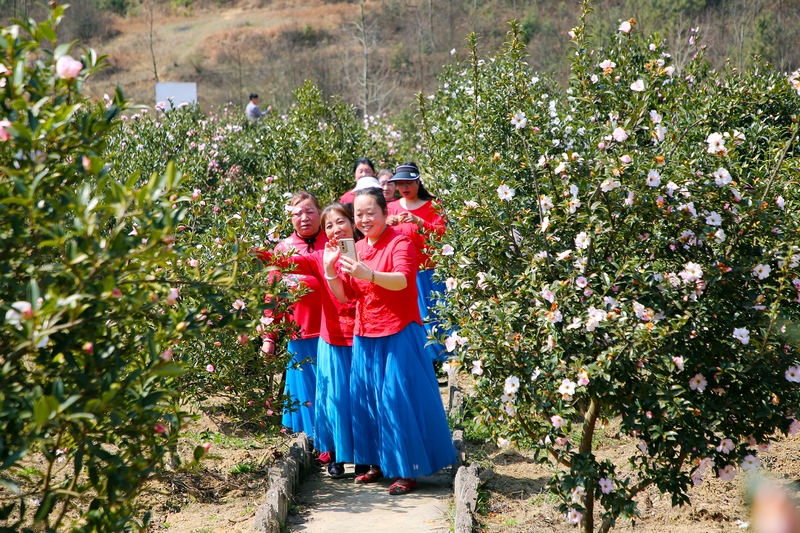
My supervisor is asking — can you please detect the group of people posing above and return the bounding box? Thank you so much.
[257,158,456,496]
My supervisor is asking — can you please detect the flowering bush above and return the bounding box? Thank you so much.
[422,3,800,531]
[0,8,279,530]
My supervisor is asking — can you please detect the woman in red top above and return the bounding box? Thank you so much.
[271,191,327,439]
[339,157,376,205]
[386,162,447,362]
[322,188,456,495]
[272,204,359,479]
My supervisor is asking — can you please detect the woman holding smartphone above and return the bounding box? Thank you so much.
[322,187,456,495]
[386,162,447,362]
[269,191,327,440]
[262,203,361,478]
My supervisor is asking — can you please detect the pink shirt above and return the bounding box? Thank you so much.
[272,231,328,339]
[387,200,446,270]
[343,227,421,337]
[289,252,356,347]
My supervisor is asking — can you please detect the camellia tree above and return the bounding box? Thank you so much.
[421,2,800,531]
[0,7,282,530]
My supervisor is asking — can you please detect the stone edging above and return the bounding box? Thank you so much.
[253,433,313,533]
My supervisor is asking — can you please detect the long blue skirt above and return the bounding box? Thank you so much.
[351,322,457,478]
[314,340,354,463]
[281,337,318,439]
[417,269,447,362]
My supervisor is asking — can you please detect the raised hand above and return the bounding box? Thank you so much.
[323,239,341,271]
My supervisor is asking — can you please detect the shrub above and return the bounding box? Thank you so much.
[421,3,800,531]
[0,7,276,529]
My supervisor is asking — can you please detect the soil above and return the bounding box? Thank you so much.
[471,424,800,533]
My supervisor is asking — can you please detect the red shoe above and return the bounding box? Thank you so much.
[318,451,333,464]
[354,466,383,483]
[388,478,417,495]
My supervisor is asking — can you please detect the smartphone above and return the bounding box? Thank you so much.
[339,238,357,262]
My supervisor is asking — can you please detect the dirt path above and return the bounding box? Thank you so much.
[287,464,453,532]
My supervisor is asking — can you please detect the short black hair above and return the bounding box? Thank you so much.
[249,93,258,100]
[352,157,375,174]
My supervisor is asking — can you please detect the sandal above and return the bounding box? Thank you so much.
[318,451,333,464]
[327,462,345,478]
[388,478,417,495]
[354,466,383,483]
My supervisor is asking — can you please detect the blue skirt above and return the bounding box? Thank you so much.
[417,269,447,362]
[351,322,457,478]
[314,340,354,463]
[282,337,318,439]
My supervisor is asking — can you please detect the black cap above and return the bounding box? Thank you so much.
[389,163,420,182]
[249,93,258,100]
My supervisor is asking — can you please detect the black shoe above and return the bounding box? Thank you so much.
[328,462,345,478]
[354,463,369,476]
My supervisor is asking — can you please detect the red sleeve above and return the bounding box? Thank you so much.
[391,237,417,284]
[340,190,356,204]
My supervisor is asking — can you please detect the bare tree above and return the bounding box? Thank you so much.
[148,0,159,82]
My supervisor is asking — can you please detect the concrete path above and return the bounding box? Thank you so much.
[287,464,453,532]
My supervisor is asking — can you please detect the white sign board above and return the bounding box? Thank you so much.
[155,82,197,110]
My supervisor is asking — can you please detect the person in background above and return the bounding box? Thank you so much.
[246,93,271,120]
[376,169,397,203]
[322,187,456,495]
[267,191,326,439]
[386,162,447,362]
[339,157,376,204]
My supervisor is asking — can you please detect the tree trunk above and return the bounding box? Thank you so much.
[580,397,600,533]
[148,0,159,83]
[360,1,369,118]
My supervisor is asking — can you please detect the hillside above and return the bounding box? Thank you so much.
[2,0,800,113]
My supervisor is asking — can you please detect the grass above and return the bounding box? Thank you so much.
[182,429,274,450]
[229,461,256,476]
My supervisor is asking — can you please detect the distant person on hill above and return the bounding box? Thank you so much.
[246,93,271,120]
[339,157,376,204]
[376,169,397,203]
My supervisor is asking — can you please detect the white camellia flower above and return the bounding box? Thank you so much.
[646,169,661,187]
[567,509,582,524]
[706,132,726,154]
[445,278,458,291]
[599,59,616,70]
[785,365,800,382]
[630,79,645,92]
[441,244,455,256]
[713,167,732,186]
[716,438,735,454]
[504,375,520,395]
[718,464,737,481]
[679,261,703,282]
[511,111,527,129]
[705,211,722,226]
[752,264,771,280]
[650,110,662,123]
[558,379,577,397]
[599,478,613,494]
[574,231,590,250]
[497,184,515,201]
[539,195,554,213]
[571,485,585,503]
[689,373,707,392]
[741,455,761,472]
[5,301,33,328]
[776,196,786,209]
[600,178,620,192]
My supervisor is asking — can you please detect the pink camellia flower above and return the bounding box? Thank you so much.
[161,349,173,361]
[619,154,632,164]
[237,333,249,345]
[672,356,685,371]
[154,423,167,434]
[551,415,565,428]
[82,156,91,172]
[56,55,83,80]
[267,409,274,416]
[741,455,761,472]
[82,342,93,354]
[612,127,628,142]
[575,276,588,288]
[577,370,590,386]
[789,419,800,435]
[567,509,582,524]
[0,119,11,141]
[191,188,201,201]
[471,360,483,376]
[206,364,215,373]
[785,365,800,382]
[599,477,614,494]
[718,464,737,481]
[201,442,212,454]
[733,327,750,345]
[232,299,246,311]
[187,258,199,268]
[716,438,735,454]
[555,437,568,446]
[619,20,632,33]
[165,288,179,306]
[5,301,33,328]
[630,79,644,92]
[441,244,455,256]
[689,373,707,392]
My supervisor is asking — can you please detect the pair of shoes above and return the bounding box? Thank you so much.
[388,478,417,495]
[354,464,369,476]
[318,451,333,464]
[327,462,345,478]
[354,466,383,483]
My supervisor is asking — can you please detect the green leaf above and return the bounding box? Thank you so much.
[33,396,54,428]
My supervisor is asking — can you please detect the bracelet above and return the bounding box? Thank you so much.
[370,269,376,283]
[324,272,339,280]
